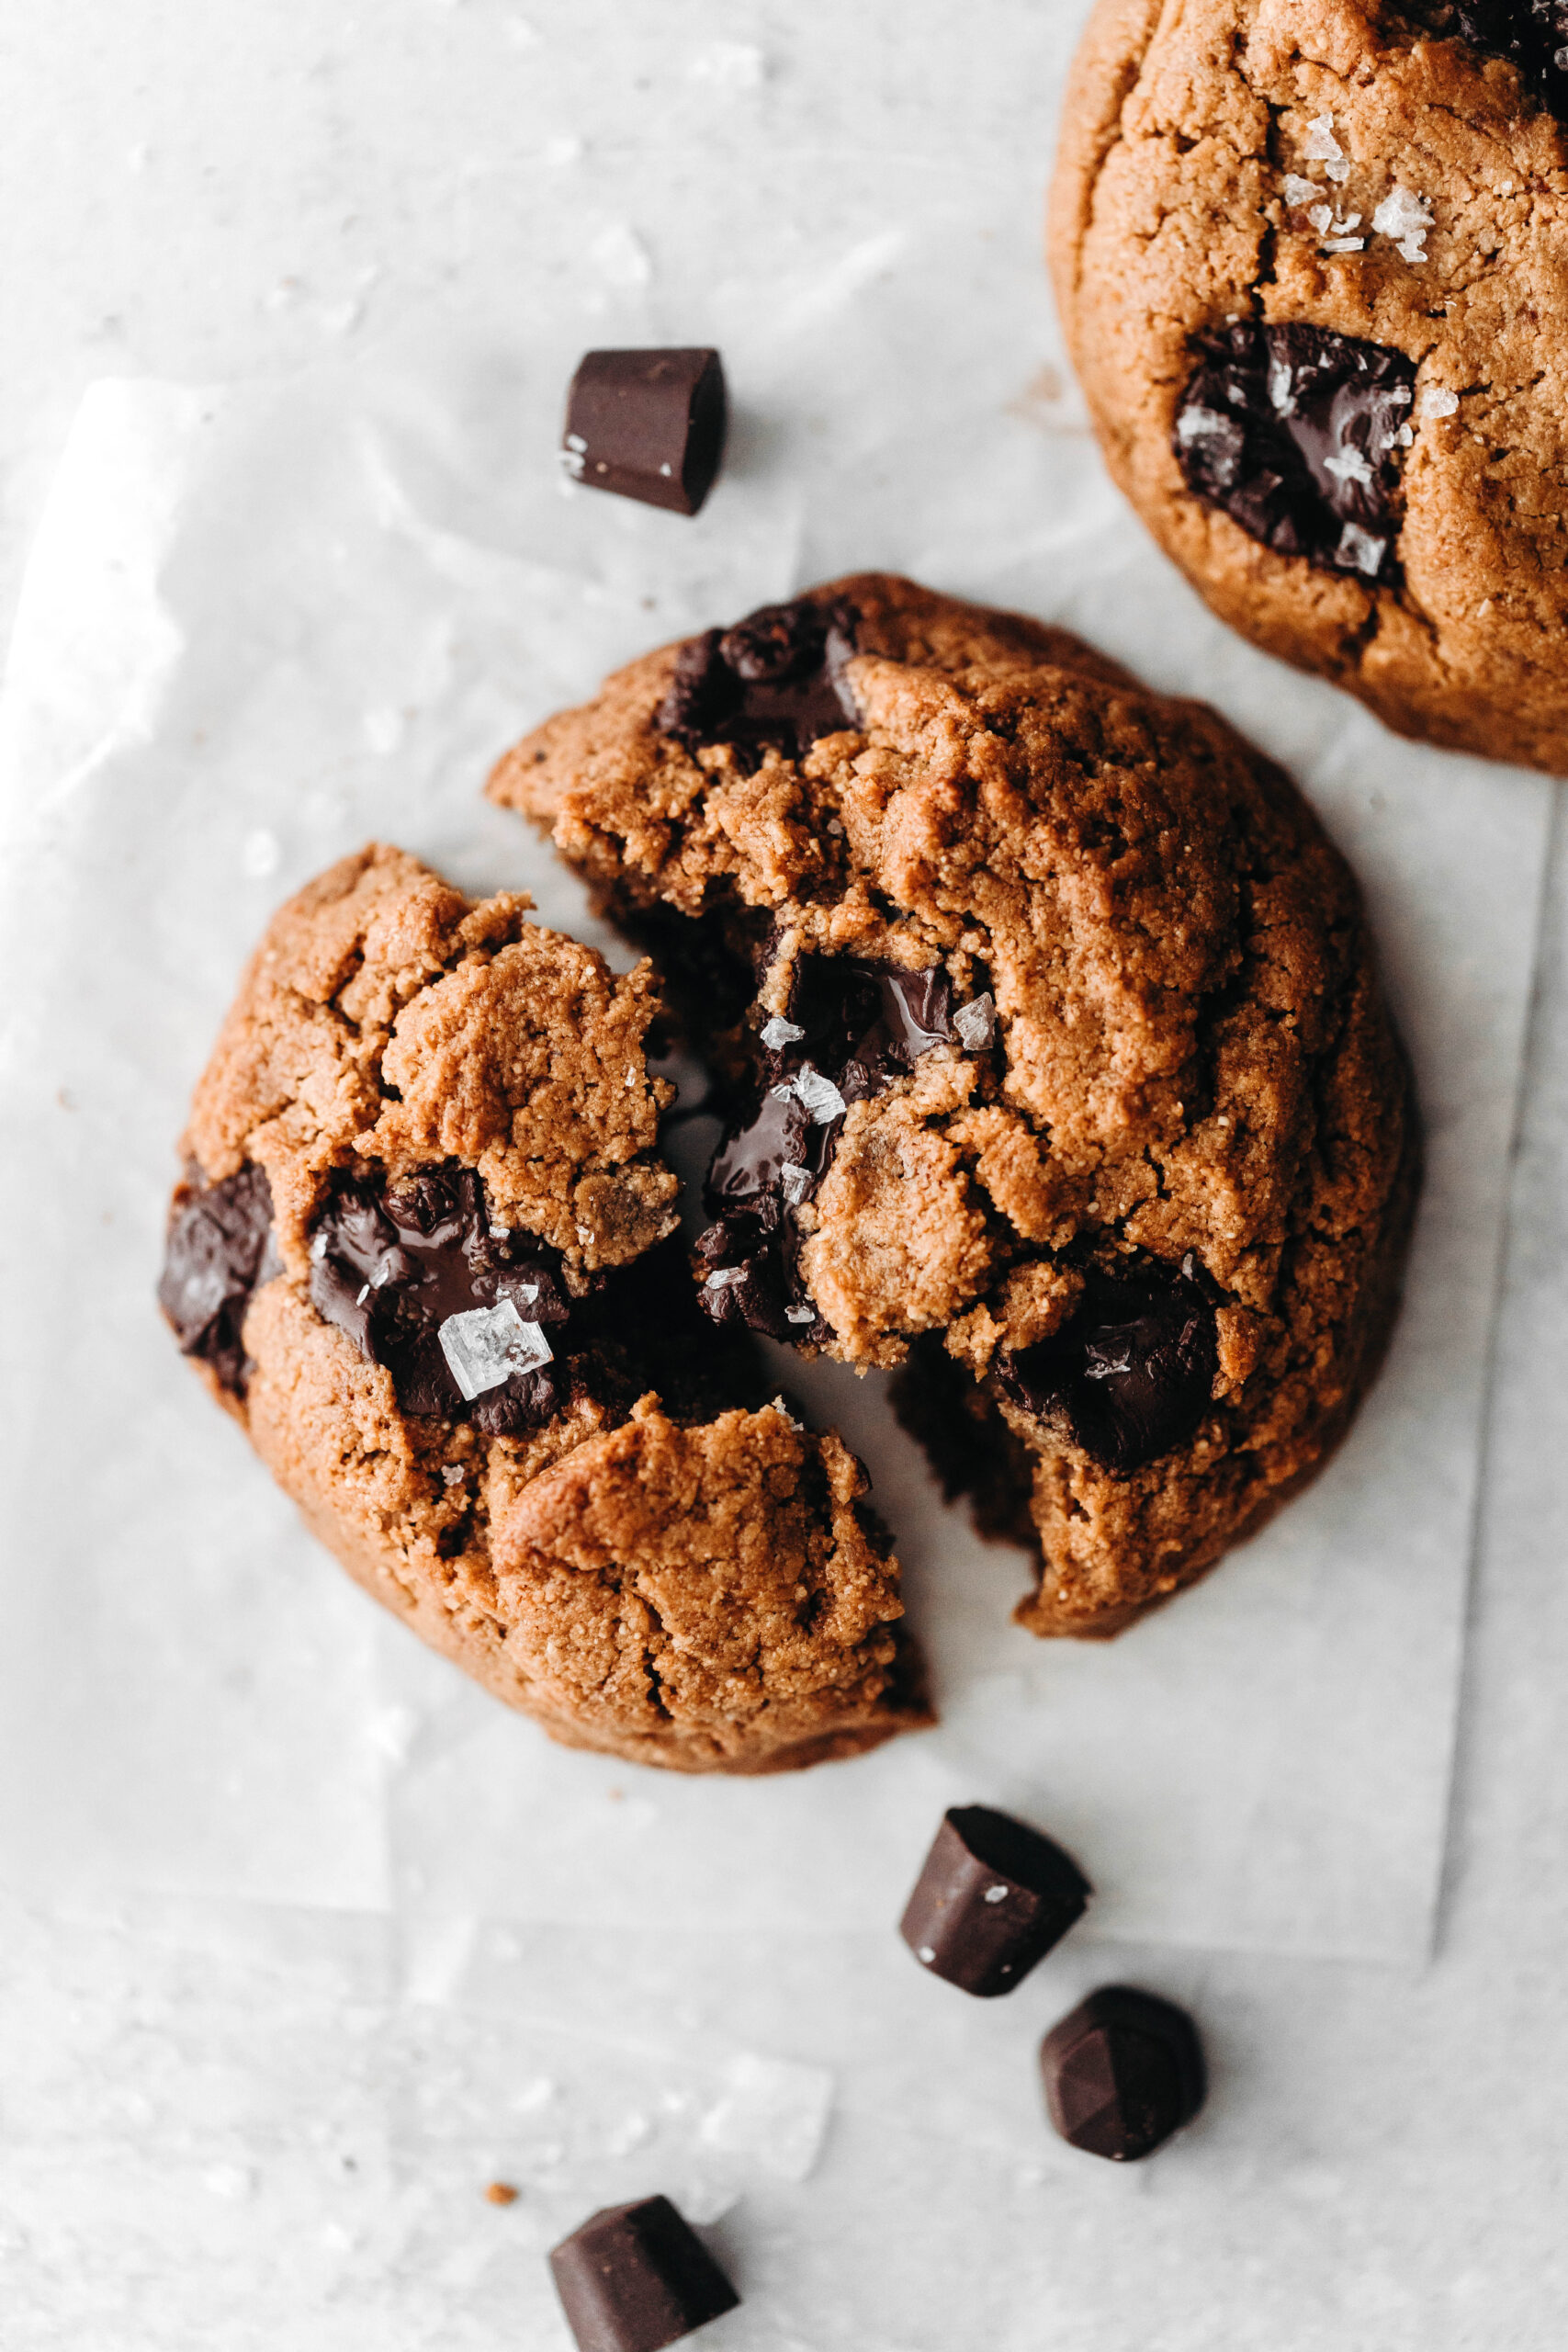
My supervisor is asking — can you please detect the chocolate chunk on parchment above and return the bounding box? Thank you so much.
[657,595,862,769]
[549,2194,740,2352]
[1041,1986,1205,2162]
[309,1164,571,1433]
[899,1804,1091,1996]
[995,1265,1217,1475]
[158,1164,280,1397]
[1175,322,1416,582]
[563,347,728,516]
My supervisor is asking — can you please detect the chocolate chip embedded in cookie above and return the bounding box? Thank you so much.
[490,573,1417,1636]
[158,843,928,1771]
[1051,0,1568,775]
[1175,322,1416,584]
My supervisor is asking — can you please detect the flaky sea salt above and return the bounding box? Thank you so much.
[438,1298,552,1399]
[1303,113,1344,161]
[1320,237,1366,254]
[1421,385,1460,420]
[784,1305,815,1325]
[698,2052,836,2183]
[1372,187,1433,263]
[1283,172,1318,206]
[1325,158,1351,184]
[1308,203,1333,233]
[760,1014,806,1051]
[952,991,997,1050]
[782,1066,847,1124]
[1176,405,1231,446]
[778,1162,813,1205]
[1325,447,1374,487]
[1337,521,1386,577]
[242,827,280,878]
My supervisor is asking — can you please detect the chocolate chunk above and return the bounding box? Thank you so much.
[563,347,727,516]
[655,595,862,770]
[694,1213,795,1341]
[158,1165,280,1397]
[309,1165,573,1432]
[995,1266,1217,1474]
[694,952,957,1340]
[1040,1987,1205,2162]
[1175,322,1416,582]
[548,2194,739,2352]
[899,1805,1091,1996]
[1408,0,1568,116]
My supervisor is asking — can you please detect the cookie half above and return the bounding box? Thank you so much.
[158,843,928,1771]
[491,574,1418,1635]
[1050,0,1568,775]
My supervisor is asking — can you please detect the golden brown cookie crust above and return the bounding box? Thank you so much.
[1050,0,1568,775]
[491,574,1417,1635]
[166,846,929,1771]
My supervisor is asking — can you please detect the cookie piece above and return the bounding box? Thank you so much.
[490,575,1417,1635]
[1050,0,1568,775]
[159,844,927,1770]
[491,1396,924,1772]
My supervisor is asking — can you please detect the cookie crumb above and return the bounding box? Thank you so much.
[484,2181,520,2206]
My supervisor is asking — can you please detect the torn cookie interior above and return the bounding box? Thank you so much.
[158,842,928,1772]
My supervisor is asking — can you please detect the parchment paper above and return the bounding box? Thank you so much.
[0,222,1551,1963]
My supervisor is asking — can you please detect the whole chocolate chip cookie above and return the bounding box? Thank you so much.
[1050,0,1568,775]
[159,844,927,1770]
[490,574,1417,1635]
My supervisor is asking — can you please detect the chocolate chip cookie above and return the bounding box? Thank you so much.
[159,844,927,1770]
[1050,0,1568,775]
[490,574,1417,1635]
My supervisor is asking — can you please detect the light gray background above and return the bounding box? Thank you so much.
[1,4,1565,2345]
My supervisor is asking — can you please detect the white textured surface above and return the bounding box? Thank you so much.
[1,4,1566,2345]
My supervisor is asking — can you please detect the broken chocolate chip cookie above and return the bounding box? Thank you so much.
[491,573,1417,1636]
[159,843,927,1770]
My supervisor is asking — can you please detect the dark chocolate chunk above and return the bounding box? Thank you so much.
[563,347,727,517]
[548,2194,739,2352]
[899,1805,1091,1997]
[693,1213,795,1341]
[694,952,957,1340]
[1040,1987,1205,2162]
[994,1265,1217,1474]
[655,596,862,770]
[309,1164,572,1432]
[1175,322,1416,583]
[1408,0,1568,117]
[158,1165,280,1397]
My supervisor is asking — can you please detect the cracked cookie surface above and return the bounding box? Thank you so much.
[1050,0,1568,775]
[491,573,1417,1634]
[159,844,927,1770]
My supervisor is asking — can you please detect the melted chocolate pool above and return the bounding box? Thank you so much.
[1175,322,1416,583]
[309,1165,576,1435]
